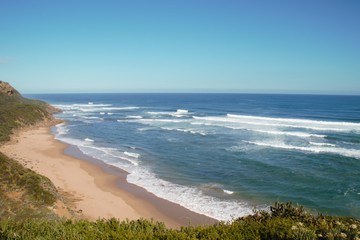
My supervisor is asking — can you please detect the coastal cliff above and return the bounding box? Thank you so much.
[0,81,20,97]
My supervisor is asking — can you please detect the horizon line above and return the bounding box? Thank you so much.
[23,91,360,96]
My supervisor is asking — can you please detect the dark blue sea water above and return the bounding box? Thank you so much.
[27,93,360,220]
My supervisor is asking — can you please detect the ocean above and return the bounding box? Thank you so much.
[26,93,360,221]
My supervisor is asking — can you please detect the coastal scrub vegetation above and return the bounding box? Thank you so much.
[0,152,58,220]
[0,82,53,143]
[0,202,359,239]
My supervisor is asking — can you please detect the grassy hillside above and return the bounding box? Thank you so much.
[0,152,58,220]
[0,82,55,143]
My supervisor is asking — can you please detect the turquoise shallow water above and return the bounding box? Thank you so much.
[27,93,360,220]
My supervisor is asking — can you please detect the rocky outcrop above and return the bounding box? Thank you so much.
[0,80,61,114]
[0,81,21,97]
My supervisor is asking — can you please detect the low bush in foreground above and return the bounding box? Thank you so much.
[0,203,359,240]
[0,152,58,220]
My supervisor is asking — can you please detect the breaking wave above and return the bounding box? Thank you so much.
[241,141,360,159]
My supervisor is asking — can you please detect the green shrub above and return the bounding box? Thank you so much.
[0,152,58,219]
[0,202,359,239]
[0,92,52,143]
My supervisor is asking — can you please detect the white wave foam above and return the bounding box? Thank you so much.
[124,151,140,159]
[242,141,360,159]
[81,116,102,119]
[253,130,326,138]
[54,122,69,135]
[226,114,358,126]
[74,104,112,107]
[126,168,253,221]
[54,103,112,109]
[126,115,143,119]
[191,121,326,138]
[147,109,191,118]
[54,104,141,114]
[309,142,336,147]
[75,104,111,107]
[80,145,139,167]
[227,114,360,132]
[224,189,234,195]
[192,115,360,132]
[74,115,104,123]
[147,111,162,115]
[54,136,87,147]
[56,135,139,167]
[137,119,186,123]
[136,127,153,131]
[160,127,207,136]
[100,112,106,115]
[53,123,140,167]
[176,109,189,114]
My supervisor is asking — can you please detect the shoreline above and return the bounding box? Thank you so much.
[0,125,217,227]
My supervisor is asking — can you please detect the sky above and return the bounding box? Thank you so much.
[0,0,359,94]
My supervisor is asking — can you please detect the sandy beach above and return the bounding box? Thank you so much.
[0,125,216,228]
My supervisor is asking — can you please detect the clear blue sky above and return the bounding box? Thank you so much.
[0,0,359,94]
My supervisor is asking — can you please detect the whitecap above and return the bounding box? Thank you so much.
[191,114,360,132]
[227,114,360,132]
[124,151,140,159]
[309,142,336,147]
[224,189,234,195]
[81,116,101,119]
[176,109,189,114]
[253,130,326,138]
[160,127,207,136]
[126,115,143,119]
[138,119,185,123]
[241,140,360,159]
[147,109,191,117]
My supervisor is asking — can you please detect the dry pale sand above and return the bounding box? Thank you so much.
[0,126,216,228]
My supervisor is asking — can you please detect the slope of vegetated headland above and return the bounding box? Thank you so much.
[0,81,66,221]
[0,81,359,239]
[0,81,59,143]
